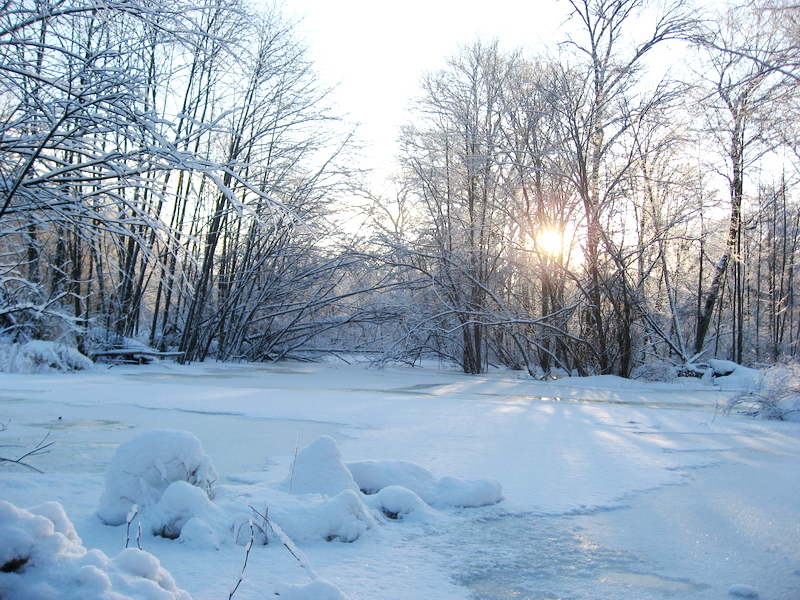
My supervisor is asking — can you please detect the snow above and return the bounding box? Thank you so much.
[97,429,217,526]
[0,501,190,600]
[1,361,799,600]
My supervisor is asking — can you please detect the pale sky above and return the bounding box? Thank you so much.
[281,0,566,171]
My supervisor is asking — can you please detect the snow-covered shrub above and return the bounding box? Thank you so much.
[97,430,217,526]
[346,459,503,507]
[284,435,360,497]
[0,500,190,600]
[632,360,676,382]
[724,363,800,421]
[0,340,93,373]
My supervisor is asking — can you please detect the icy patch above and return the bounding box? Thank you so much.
[440,512,704,599]
[97,430,217,526]
[0,500,190,600]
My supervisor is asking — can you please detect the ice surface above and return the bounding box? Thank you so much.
[0,361,798,600]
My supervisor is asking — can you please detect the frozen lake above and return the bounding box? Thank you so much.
[1,361,799,599]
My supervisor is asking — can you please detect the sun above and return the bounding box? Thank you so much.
[536,229,563,256]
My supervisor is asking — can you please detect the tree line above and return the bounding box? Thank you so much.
[2,0,800,376]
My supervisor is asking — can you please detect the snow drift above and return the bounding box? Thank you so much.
[346,459,503,507]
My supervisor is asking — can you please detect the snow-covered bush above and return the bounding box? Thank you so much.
[632,360,676,382]
[724,363,800,421]
[0,340,93,373]
[97,430,217,526]
[0,500,190,600]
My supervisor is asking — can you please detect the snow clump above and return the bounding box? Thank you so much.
[147,480,225,542]
[346,459,503,507]
[0,500,190,600]
[283,435,360,496]
[362,485,434,521]
[97,429,217,526]
[266,488,375,543]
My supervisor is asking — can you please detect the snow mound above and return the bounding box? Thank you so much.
[0,340,93,374]
[148,480,224,542]
[363,485,434,521]
[285,435,360,497]
[710,360,760,389]
[97,430,217,526]
[274,578,349,599]
[0,500,190,600]
[346,459,503,507]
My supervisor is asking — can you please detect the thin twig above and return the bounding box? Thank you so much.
[288,433,300,495]
[0,432,53,473]
[229,521,254,599]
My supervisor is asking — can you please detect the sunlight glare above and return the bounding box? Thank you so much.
[536,229,563,256]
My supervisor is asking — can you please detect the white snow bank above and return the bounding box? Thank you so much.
[346,459,503,507]
[0,500,190,600]
[97,430,217,526]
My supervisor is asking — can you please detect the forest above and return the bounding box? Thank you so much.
[2,0,799,377]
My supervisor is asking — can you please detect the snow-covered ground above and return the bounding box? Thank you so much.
[1,361,799,599]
